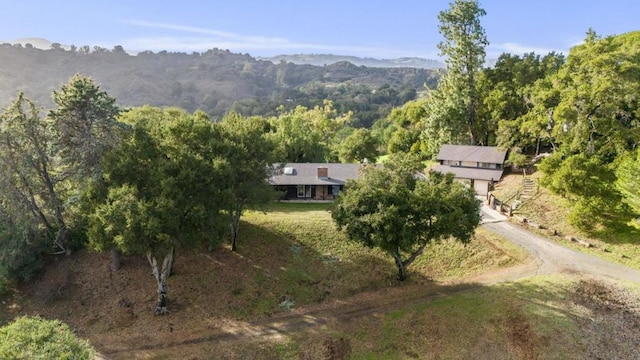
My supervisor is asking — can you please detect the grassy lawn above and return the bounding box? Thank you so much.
[220,274,640,360]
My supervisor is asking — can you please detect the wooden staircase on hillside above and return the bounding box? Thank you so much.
[511,169,538,210]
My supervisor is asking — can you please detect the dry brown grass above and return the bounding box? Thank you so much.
[2,203,638,359]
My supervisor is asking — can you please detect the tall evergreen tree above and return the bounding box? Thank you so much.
[422,0,489,155]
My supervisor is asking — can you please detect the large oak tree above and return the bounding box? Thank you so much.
[331,158,481,280]
[88,106,227,314]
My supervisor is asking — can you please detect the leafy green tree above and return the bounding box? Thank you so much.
[48,75,123,182]
[485,52,564,160]
[548,30,640,159]
[539,153,628,230]
[0,316,96,359]
[422,0,489,154]
[88,106,227,314]
[217,112,277,251]
[269,101,351,162]
[616,149,640,227]
[0,93,69,253]
[332,159,481,280]
[0,205,46,292]
[537,31,640,230]
[383,99,428,156]
[48,75,125,265]
[338,128,379,163]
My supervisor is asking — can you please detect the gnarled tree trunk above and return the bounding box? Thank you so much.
[391,250,407,281]
[391,243,429,281]
[147,248,174,315]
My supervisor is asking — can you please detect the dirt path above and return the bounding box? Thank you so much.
[100,217,640,357]
[482,220,640,283]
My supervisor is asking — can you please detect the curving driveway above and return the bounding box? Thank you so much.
[480,205,640,284]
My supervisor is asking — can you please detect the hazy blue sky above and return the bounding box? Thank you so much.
[2,0,638,59]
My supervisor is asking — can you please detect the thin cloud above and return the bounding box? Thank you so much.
[489,42,565,56]
[119,19,433,58]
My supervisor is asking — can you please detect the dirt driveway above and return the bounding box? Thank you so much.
[481,212,640,284]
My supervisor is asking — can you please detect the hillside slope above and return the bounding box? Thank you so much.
[0,44,439,123]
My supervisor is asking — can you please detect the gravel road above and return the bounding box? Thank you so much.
[481,206,640,284]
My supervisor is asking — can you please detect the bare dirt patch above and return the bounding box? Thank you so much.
[570,278,640,359]
[504,308,538,360]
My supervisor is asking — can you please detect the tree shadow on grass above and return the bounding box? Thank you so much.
[99,269,640,359]
[280,275,640,360]
[229,219,427,310]
[587,218,640,245]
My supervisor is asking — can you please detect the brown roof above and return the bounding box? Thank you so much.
[436,145,507,164]
[270,163,364,186]
[432,165,504,182]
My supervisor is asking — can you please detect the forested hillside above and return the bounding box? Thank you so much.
[0,44,439,127]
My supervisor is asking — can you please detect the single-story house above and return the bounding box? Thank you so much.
[432,144,507,195]
[270,163,363,200]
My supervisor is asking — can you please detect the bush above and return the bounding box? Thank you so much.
[0,222,47,294]
[0,316,96,359]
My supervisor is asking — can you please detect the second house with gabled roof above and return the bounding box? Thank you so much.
[432,144,507,195]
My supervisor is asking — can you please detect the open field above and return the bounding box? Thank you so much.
[1,202,639,359]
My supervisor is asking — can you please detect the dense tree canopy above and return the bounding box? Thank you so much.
[616,149,640,227]
[536,31,640,231]
[268,101,351,162]
[48,75,123,182]
[0,94,67,252]
[487,52,565,164]
[217,112,277,251]
[88,106,228,314]
[337,128,379,163]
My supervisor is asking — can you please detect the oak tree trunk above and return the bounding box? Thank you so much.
[147,249,174,315]
[110,249,121,271]
[392,250,406,281]
[229,209,242,252]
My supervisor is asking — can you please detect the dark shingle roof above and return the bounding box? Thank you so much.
[270,163,363,186]
[436,145,507,164]
[432,165,504,181]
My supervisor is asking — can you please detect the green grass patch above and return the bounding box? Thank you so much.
[229,201,527,319]
[344,275,594,359]
[270,274,640,359]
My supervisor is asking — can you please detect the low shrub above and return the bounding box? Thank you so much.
[0,316,96,359]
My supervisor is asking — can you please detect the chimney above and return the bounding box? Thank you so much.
[317,167,328,179]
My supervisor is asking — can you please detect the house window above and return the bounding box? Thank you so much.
[297,185,312,198]
[443,160,461,166]
[331,185,341,196]
[478,162,497,169]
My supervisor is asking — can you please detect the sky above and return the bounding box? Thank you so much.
[1,0,638,59]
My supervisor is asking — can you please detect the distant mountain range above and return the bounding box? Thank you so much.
[5,38,445,69]
[258,54,445,69]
